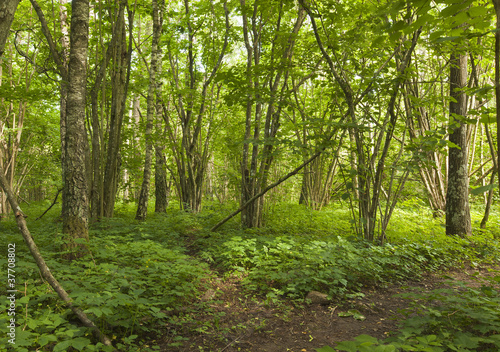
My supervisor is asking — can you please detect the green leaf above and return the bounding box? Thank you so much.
[316,346,336,352]
[374,346,397,352]
[453,334,479,348]
[471,184,498,195]
[467,6,489,18]
[71,337,92,351]
[18,296,30,304]
[348,310,366,321]
[434,36,461,43]
[338,311,354,317]
[53,340,73,352]
[335,340,359,352]
[27,319,39,330]
[38,334,58,347]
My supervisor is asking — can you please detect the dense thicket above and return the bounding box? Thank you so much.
[0,0,498,246]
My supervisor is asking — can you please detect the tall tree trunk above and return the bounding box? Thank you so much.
[62,0,90,258]
[102,1,128,217]
[240,2,305,228]
[30,0,71,217]
[446,53,471,237]
[59,0,70,217]
[136,0,161,220]
[155,142,169,212]
[494,0,500,199]
[154,3,167,213]
[0,0,20,57]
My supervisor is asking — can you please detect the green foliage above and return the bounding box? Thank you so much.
[0,204,210,351]
[2,199,499,350]
[205,232,479,299]
[199,202,500,301]
[322,274,500,352]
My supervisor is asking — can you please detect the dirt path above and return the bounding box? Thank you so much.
[158,264,500,352]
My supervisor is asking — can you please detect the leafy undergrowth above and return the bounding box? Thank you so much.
[321,272,500,352]
[0,200,499,351]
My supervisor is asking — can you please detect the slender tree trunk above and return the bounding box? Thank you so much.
[136,0,161,220]
[103,1,128,217]
[154,2,167,213]
[494,0,500,199]
[481,124,498,228]
[62,0,90,258]
[154,119,169,212]
[155,143,168,212]
[0,0,20,57]
[446,53,471,237]
[480,172,496,229]
[59,0,70,217]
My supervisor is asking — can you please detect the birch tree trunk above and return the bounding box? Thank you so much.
[136,0,161,220]
[0,0,20,57]
[446,53,472,237]
[62,0,90,258]
[103,0,130,217]
[154,1,167,213]
[493,0,500,199]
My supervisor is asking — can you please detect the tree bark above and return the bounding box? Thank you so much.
[62,0,91,258]
[154,1,167,213]
[493,0,500,199]
[446,53,471,237]
[0,0,20,58]
[155,143,169,212]
[102,0,130,217]
[136,0,161,220]
[240,2,305,228]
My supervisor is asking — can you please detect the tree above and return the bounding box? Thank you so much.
[300,0,422,241]
[102,0,134,218]
[238,0,306,228]
[162,0,230,213]
[404,52,449,216]
[493,0,500,199]
[61,0,91,257]
[445,51,472,237]
[0,0,20,57]
[136,0,163,220]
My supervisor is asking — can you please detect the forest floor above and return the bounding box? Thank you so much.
[156,263,500,352]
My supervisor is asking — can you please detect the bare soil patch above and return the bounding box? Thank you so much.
[157,264,500,352]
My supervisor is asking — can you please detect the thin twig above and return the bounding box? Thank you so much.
[35,188,62,220]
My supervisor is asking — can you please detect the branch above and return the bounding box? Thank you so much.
[0,167,116,349]
[210,149,324,232]
[210,123,347,232]
[35,188,62,220]
[29,0,68,81]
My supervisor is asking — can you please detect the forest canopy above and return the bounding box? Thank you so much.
[0,0,498,239]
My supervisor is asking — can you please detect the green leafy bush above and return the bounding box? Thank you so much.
[208,234,469,299]
[0,204,210,351]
